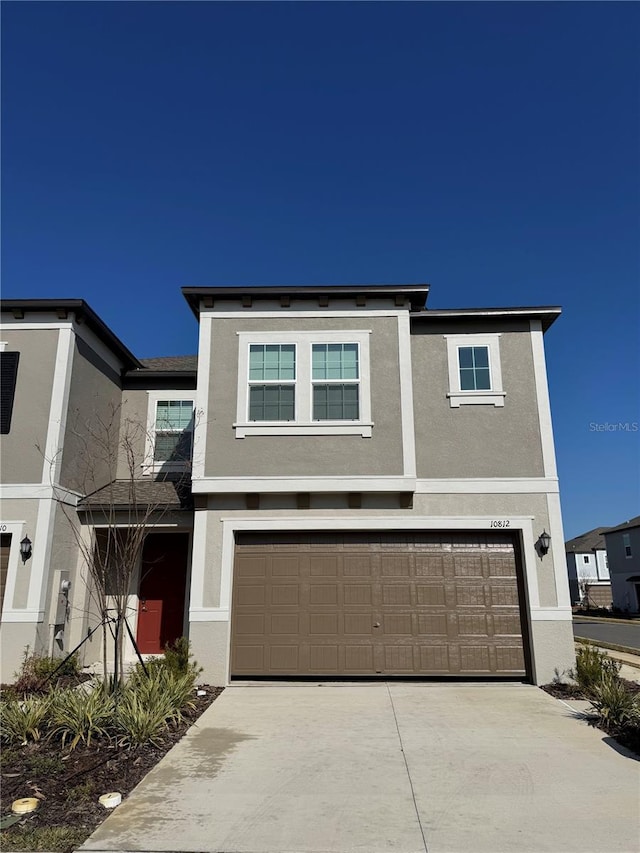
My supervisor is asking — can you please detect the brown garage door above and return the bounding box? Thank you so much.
[231,531,527,678]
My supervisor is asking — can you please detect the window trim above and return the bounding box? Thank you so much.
[623,533,632,559]
[143,391,196,474]
[235,330,372,437]
[444,334,505,407]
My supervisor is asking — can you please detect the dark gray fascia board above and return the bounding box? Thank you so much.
[1,298,142,369]
[182,284,431,317]
[410,306,562,332]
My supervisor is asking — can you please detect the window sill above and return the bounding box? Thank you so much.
[234,421,373,438]
[141,462,192,475]
[447,392,506,408]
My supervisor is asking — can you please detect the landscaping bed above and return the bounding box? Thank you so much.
[542,646,640,757]
[1,646,223,852]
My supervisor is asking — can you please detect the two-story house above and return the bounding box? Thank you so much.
[565,527,611,608]
[0,284,576,685]
[604,517,640,612]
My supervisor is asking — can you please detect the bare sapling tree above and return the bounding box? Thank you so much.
[44,401,192,687]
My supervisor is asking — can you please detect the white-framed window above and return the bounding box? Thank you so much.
[623,533,632,558]
[144,392,196,473]
[235,330,372,437]
[444,334,505,407]
[583,555,590,564]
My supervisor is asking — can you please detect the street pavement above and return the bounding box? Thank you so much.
[573,618,640,650]
[80,683,640,853]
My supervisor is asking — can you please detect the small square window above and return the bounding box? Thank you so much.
[444,334,504,407]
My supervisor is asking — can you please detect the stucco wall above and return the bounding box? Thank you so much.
[205,316,404,478]
[59,337,124,491]
[0,329,59,484]
[190,490,569,685]
[115,388,149,480]
[0,498,40,610]
[411,321,545,478]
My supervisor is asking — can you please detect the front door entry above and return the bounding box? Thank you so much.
[136,532,189,655]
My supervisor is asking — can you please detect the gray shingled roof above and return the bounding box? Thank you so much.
[80,479,192,510]
[565,527,610,553]
[138,355,197,371]
[604,516,640,534]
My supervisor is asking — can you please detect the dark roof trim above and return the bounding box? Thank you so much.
[604,516,640,534]
[125,369,197,380]
[0,299,141,369]
[410,306,562,332]
[182,284,431,317]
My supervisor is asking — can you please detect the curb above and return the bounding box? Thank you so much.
[573,615,640,625]
[574,637,640,670]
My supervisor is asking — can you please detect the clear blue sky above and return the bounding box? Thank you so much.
[2,2,639,538]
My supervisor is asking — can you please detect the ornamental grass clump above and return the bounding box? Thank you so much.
[573,644,620,698]
[590,672,640,734]
[48,682,114,749]
[0,693,52,744]
[115,683,178,747]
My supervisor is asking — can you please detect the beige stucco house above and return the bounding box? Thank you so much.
[0,284,575,684]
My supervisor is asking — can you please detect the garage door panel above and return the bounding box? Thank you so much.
[382,584,411,605]
[344,614,375,635]
[309,614,339,635]
[310,555,338,576]
[417,613,448,635]
[383,614,412,635]
[271,584,299,605]
[232,531,527,677]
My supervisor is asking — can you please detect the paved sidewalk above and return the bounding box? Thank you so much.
[80,683,640,853]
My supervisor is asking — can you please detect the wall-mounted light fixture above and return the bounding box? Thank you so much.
[537,530,551,556]
[20,535,32,563]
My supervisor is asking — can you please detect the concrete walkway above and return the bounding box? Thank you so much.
[80,683,640,853]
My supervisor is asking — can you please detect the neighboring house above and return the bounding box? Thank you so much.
[604,517,640,612]
[565,527,611,608]
[0,285,576,685]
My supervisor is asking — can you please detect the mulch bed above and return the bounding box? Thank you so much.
[541,679,640,757]
[1,685,223,852]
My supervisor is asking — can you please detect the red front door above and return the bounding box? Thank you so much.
[136,532,189,655]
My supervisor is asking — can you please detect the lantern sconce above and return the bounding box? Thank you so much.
[20,535,32,563]
[537,530,551,556]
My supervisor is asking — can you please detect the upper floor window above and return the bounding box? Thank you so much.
[0,350,19,434]
[583,555,590,564]
[154,400,194,461]
[144,392,195,473]
[235,330,372,437]
[312,344,360,420]
[249,345,296,421]
[444,334,505,407]
[458,346,491,391]
[623,533,632,558]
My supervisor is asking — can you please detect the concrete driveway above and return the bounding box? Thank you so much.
[80,683,639,853]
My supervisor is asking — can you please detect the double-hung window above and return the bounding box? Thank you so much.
[235,331,372,437]
[444,334,505,407]
[623,533,632,558]
[248,345,296,421]
[312,344,359,421]
[144,393,196,473]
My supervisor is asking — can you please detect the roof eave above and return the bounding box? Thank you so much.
[0,298,142,369]
[181,284,431,317]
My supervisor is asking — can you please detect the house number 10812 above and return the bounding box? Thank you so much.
[490,520,510,528]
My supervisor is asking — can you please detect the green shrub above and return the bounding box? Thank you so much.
[162,636,203,680]
[115,686,176,747]
[13,647,80,693]
[129,662,196,718]
[573,645,620,697]
[590,675,640,733]
[49,683,114,749]
[0,693,52,744]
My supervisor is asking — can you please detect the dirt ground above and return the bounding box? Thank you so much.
[1,686,223,852]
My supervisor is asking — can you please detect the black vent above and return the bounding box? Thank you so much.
[0,352,20,434]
